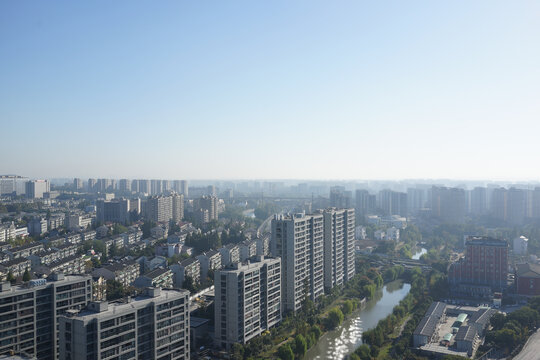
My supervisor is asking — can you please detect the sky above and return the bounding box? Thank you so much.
[1,1,540,181]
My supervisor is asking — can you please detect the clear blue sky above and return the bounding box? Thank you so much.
[1,1,539,180]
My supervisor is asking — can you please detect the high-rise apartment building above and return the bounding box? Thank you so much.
[431,186,466,224]
[194,195,218,222]
[161,180,170,192]
[214,257,281,349]
[172,194,184,222]
[0,274,92,360]
[378,190,407,217]
[322,208,355,290]
[490,188,508,222]
[25,180,50,199]
[87,178,97,192]
[0,175,28,195]
[448,236,508,292]
[470,187,487,215]
[329,187,353,209]
[271,213,324,313]
[407,188,425,214]
[73,178,83,190]
[118,179,131,192]
[59,288,190,360]
[96,199,130,224]
[146,196,173,223]
[355,189,376,216]
[507,187,527,225]
[151,180,163,195]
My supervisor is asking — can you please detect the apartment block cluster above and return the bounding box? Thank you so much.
[270,208,356,313]
[0,274,191,360]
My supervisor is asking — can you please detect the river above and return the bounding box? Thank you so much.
[304,280,411,360]
[412,247,427,260]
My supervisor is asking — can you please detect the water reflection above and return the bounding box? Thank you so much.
[412,247,427,260]
[305,280,411,360]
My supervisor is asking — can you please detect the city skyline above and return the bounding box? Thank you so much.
[2,1,540,179]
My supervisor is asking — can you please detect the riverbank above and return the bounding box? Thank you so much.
[304,280,411,359]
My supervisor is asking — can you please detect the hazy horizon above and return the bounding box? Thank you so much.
[2,1,540,180]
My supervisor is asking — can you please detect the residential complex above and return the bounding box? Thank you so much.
[59,288,190,360]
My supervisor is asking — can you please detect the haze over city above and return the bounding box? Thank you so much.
[2,1,540,180]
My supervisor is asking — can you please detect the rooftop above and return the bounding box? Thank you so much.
[466,236,508,247]
[455,325,477,342]
[414,315,439,337]
[516,263,540,279]
[73,288,189,320]
[144,267,171,279]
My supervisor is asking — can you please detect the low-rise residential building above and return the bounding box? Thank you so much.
[171,258,201,287]
[0,258,31,278]
[67,214,93,231]
[4,242,43,260]
[52,243,79,258]
[28,249,63,268]
[374,230,386,240]
[80,230,96,242]
[256,235,270,256]
[65,233,82,244]
[516,262,540,296]
[91,259,140,288]
[0,222,16,242]
[151,225,168,239]
[219,244,240,266]
[28,217,48,236]
[36,254,86,276]
[47,214,65,231]
[92,275,107,301]
[386,227,400,241]
[133,268,174,289]
[239,239,257,261]
[455,326,479,356]
[196,250,222,280]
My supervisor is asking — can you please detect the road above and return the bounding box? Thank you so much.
[514,329,540,360]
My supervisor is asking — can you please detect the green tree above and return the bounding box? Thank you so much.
[355,344,371,360]
[106,280,126,301]
[490,312,506,330]
[112,223,128,235]
[294,334,307,357]
[277,343,294,360]
[141,221,156,239]
[183,276,197,293]
[342,300,354,315]
[326,307,344,330]
[231,343,244,360]
[6,271,15,283]
[22,268,31,282]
